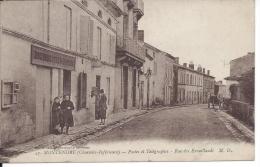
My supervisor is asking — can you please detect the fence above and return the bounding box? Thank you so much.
[227,100,254,127]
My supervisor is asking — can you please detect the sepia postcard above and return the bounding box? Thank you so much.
[0,0,255,163]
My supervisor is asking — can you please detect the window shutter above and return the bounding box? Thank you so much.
[82,73,87,108]
[80,16,89,54]
[78,72,83,109]
[78,72,87,109]
[88,19,94,57]
[111,34,116,63]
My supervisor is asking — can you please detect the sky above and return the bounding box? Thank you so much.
[139,0,255,81]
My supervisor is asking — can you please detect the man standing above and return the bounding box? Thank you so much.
[99,89,107,125]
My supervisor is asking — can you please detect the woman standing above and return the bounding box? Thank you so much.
[51,97,61,134]
[60,95,74,134]
[99,89,107,125]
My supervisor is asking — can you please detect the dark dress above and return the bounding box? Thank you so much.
[95,94,101,120]
[99,94,107,119]
[60,100,75,127]
[51,102,60,129]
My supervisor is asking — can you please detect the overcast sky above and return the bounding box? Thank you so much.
[139,0,254,81]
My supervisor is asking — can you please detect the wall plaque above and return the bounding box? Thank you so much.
[31,45,76,71]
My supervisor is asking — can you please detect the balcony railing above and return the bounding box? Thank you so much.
[134,0,144,17]
[117,36,145,61]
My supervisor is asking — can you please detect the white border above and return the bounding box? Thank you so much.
[3,0,260,166]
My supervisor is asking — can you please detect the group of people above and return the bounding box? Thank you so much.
[208,94,224,110]
[51,95,75,135]
[51,89,107,135]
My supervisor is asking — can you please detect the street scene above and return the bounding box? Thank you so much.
[0,0,255,162]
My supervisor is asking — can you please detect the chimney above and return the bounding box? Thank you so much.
[203,68,205,74]
[189,63,194,70]
[138,30,144,42]
[207,70,210,75]
[183,63,187,67]
[175,57,179,64]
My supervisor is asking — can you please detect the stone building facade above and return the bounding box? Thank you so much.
[152,52,178,106]
[203,69,215,103]
[0,0,120,146]
[139,42,158,108]
[229,52,254,77]
[177,63,204,105]
[114,0,145,111]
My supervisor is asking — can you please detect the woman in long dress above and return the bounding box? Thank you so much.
[51,97,61,134]
[60,95,74,134]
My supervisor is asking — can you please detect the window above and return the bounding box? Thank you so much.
[97,27,102,59]
[98,10,103,18]
[106,77,111,105]
[109,34,116,63]
[1,81,19,108]
[64,6,72,50]
[153,61,157,75]
[108,18,112,26]
[78,72,87,109]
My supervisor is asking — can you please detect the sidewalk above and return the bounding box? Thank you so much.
[1,106,174,159]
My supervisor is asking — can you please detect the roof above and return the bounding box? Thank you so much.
[143,42,161,53]
[178,65,215,78]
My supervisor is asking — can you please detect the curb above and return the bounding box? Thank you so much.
[218,110,254,142]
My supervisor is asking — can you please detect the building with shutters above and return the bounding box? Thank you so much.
[177,63,207,105]
[138,42,159,108]
[202,70,215,103]
[0,0,120,146]
[114,0,145,111]
[138,33,179,107]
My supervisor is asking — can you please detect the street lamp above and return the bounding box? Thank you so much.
[145,68,152,110]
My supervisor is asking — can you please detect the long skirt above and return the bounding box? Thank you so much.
[64,110,74,127]
[99,108,106,119]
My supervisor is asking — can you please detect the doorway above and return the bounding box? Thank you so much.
[123,66,128,109]
[35,67,51,137]
[140,81,144,107]
[63,70,71,96]
[95,75,101,119]
[132,69,137,107]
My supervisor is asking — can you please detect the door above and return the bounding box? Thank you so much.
[123,66,128,109]
[63,70,71,96]
[36,67,51,137]
[132,69,137,107]
[140,81,144,107]
[95,75,101,119]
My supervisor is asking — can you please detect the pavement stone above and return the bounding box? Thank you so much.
[0,106,175,158]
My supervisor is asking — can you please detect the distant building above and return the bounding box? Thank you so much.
[153,52,179,106]
[177,63,206,105]
[229,52,254,77]
[215,81,228,99]
[202,69,215,103]
[225,52,255,104]
[139,42,159,108]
